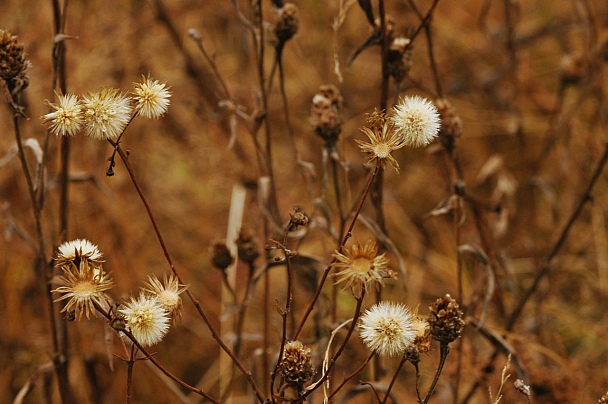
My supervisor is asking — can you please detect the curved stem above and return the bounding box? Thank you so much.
[328,352,374,400]
[381,355,407,404]
[422,343,451,403]
[293,164,380,340]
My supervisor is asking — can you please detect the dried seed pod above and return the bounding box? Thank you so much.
[387,36,412,83]
[427,294,465,344]
[0,29,30,96]
[310,84,343,147]
[236,229,260,265]
[274,3,299,43]
[289,206,309,230]
[278,341,316,391]
[210,242,234,272]
[436,98,462,154]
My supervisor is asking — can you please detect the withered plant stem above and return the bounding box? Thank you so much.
[292,163,381,341]
[126,344,136,404]
[380,354,408,404]
[421,343,451,403]
[108,140,265,403]
[328,352,375,400]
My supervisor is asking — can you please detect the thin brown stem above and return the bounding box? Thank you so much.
[380,355,407,404]
[126,344,136,404]
[328,352,374,400]
[422,343,451,403]
[292,163,381,340]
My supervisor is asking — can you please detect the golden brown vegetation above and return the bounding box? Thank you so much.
[1,0,608,403]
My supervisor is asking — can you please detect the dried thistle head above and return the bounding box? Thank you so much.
[359,301,418,357]
[598,391,608,404]
[55,238,104,268]
[387,36,412,83]
[356,119,406,172]
[210,241,234,272]
[288,206,309,230]
[391,95,441,148]
[435,98,462,154]
[142,273,188,323]
[119,293,170,347]
[310,84,343,147]
[0,29,30,94]
[41,93,83,137]
[274,3,299,43]
[332,240,394,298]
[427,294,465,344]
[81,87,133,140]
[52,260,113,320]
[132,75,171,119]
[279,341,316,391]
[236,228,260,265]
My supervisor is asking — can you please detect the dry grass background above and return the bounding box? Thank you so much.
[1,0,608,403]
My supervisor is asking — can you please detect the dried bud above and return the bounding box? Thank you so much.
[0,29,30,95]
[435,98,462,154]
[559,53,584,85]
[387,36,412,83]
[279,341,316,391]
[274,3,299,43]
[210,242,233,272]
[514,379,532,399]
[289,206,308,230]
[236,229,260,265]
[428,294,465,344]
[310,84,343,147]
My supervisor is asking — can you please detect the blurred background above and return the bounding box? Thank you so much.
[1,0,608,402]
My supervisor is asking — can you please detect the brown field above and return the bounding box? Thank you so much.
[1,0,608,403]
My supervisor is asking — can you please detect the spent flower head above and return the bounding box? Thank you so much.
[55,238,104,268]
[391,95,441,147]
[81,87,132,140]
[142,273,188,322]
[279,340,316,391]
[359,301,419,357]
[53,260,113,320]
[428,294,465,344]
[0,29,30,94]
[42,93,83,136]
[332,240,394,298]
[356,117,406,172]
[119,293,170,347]
[132,75,171,119]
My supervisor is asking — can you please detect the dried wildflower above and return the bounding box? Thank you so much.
[279,341,316,391]
[119,293,170,347]
[236,229,260,265]
[359,301,418,357]
[132,75,171,119]
[428,294,465,344]
[391,95,441,147]
[514,379,532,399]
[55,238,104,268]
[41,93,83,136]
[81,87,133,140]
[274,3,299,43]
[310,84,343,147]
[0,29,30,93]
[356,120,406,172]
[53,260,113,320]
[288,206,308,230]
[211,241,234,271]
[332,240,393,298]
[387,36,412,83]
[142,273,188,322]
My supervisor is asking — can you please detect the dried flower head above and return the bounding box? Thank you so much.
[81,87,133,140]
[310,84,343,147]
[55,238,104,268]
[279,341,316,391]
[598,392,608,404]
[142,273,188,322]
[356,119,406,172]
[0,29,29,89]
[428,294,465,344]
[288,206,309,230]
[236,229,260,265]
[359,301,418,357]
[211,241,234,271]
[391,95,441,147]
[132,75,171,119]
[332,240,394,298]
[387,36,412,82]
[41,93,83,136]
[274,3,299,42]
[53,260,113,320]
[119,293,170,347]
[435,98,462,154]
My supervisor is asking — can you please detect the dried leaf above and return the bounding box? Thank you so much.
[476,154,504,184]
[458,243,494,328]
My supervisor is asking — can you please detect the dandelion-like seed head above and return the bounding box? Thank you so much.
[359,301,417,357]
[279,341,316,390]
[119,293,170,347]
[56,238,103,268]
[42,93,83,137]
[332,240,394,298]
[81,87,132,140]
[53,260,113,320]
[391,95,441,147]
[132,75,171,119]
[356,119,406,172]
[142,273,188,322]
